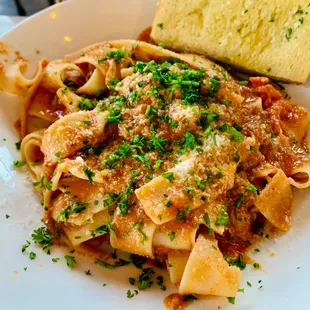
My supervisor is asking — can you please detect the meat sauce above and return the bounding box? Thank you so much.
[164,293,191,310]
[26,35,309,308]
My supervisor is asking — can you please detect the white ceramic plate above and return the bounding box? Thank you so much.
[1,0,310,309]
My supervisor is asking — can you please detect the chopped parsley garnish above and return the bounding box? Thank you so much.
[203,125,214,138]
[138,268,154,290]
[236,80,248,86]
[195,177,211,191]
[227,297,235,305]
[52,258,60,263]
[253,262,260,269]
[77,97,97,110]
[133,221,147,244]
[98,49,126,64]
[182,131,196,150]
[15,140,22,150]
[85,270,91,275]
[32,176,52,189]
[216,205,229,226]
[71,202,88,213]
[186,186,196,199]
[168,231,176,241]
[82,120,91,126]
[95,260,115,269]
[203,213,213,235]
[5,214,10,219]
[145,105,158,119]
[64,255,76,269]
[134,60,206,105]
[128,91,143,103]
[156,276,166,291]
[162,172,175,183]
[29,252,36,260]
[219,123,244,142]
[132,154,152,170]
[221,99,230,106]
[165,200,172,207]
[105,221,117,238]
[200,111,219,128]
[61,87,67,95]
[285,28,293,41]
[246,183,259,195]
[159,114,178,128]
[13,160,25,168]
[153,159,164,170]
[220,69,230,81]
[183,294,198,302]
[126,290,135,298]
[63,79,78,90]
[234,194,245,208]
[103,142,133,169]
[91,225,109,237]
[126,290,138,298]
[195,179,207,191]
[130,254,147,269]
[176,206,191,221]
[149,126,168,153]
[21,240,31,253]
[96,258,131,269]
[31,227,53,250]
[106,106,122,123]
[129,277,135,285]
[296,6,304,14]
[228,254,247,270]
[157,23,164,29]
[83,166,95,183]
[117,186,134,216]
[107,78,120,90]
[56,209,70,222]
[209,75,221,93]
[103,194,118,208]
[269,14,275,22]
[247,281,252,287]
[45,181,52,190]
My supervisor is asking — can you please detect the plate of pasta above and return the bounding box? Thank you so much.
[1,0,310,309]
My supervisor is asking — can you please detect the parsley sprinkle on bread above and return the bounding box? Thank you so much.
[151,0,310,83]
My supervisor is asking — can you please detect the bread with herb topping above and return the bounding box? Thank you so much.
[151,0,310,83]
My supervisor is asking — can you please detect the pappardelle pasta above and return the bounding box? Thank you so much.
[3,40,310,301]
